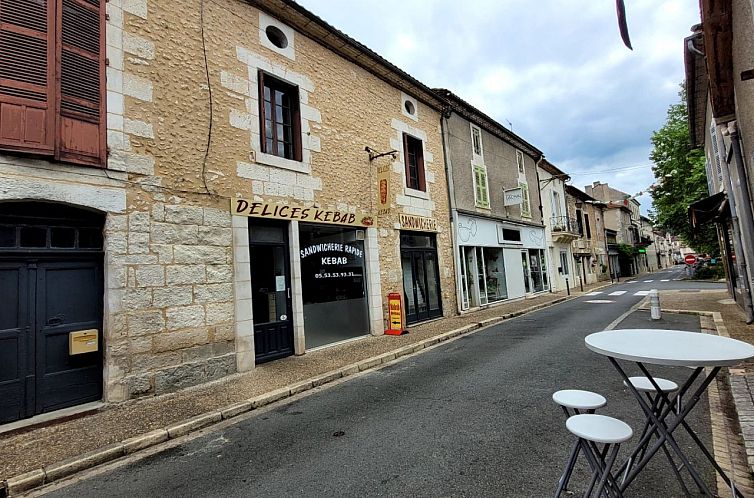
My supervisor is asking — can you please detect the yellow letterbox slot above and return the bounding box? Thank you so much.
[69,329,99,355]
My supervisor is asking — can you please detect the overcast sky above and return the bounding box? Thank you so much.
[297,0,701,215]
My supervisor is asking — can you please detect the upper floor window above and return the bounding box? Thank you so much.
[516,150,525,173]
[576,208,584,235]
[0,0,105,166]
[473,164,489,208]
[519,182,531,218]
[403,133,425,191]
[259,71,301,161]
[584,213,592,239]
[471,124,483,160]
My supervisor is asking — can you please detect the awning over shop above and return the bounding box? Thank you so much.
[688,191,729,229]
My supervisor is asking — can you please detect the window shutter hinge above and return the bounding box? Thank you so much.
[106,13,110,20]
[105,58,110,66]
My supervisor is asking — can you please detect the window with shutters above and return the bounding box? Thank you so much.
[259,71,301,161]
[519,181,531,218]
[0,0,105,166]
[403,133,425,192]
[473,164,489,208]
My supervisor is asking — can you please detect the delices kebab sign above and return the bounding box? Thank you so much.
[232,198,374,227]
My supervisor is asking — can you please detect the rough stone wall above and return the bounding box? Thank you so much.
[104,203,236,400]
[101,0,456,398]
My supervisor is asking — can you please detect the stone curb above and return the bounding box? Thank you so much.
[0,285,606,496]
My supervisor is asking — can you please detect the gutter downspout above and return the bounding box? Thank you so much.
[725,121,754,323]
[440,108,464,314]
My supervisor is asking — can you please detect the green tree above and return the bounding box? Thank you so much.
[649,88,719,255]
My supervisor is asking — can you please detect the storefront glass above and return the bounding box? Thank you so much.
[299,224,369,349]
[401,232,442,324]
[522,248,548,293]
[484,247,507,301]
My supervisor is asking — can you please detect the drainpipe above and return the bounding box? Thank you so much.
[440,108,464,314]
[725,121,754,323]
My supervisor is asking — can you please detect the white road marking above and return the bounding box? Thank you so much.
[584,291,603,296]
[634,290,651,296]
[584,300,615,304]
[644,280,654,283]
[608,291,627,296]
[626,281,637,283]
[661,279,670,282]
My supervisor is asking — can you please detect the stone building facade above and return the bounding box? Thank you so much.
[433,90,547,312]
[565,185,610,285]
[538,160,575,292]
[0,0,454,423]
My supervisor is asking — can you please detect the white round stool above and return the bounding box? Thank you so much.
[619,376,690,494]
[557,414,633,497]
[552,390,607,496]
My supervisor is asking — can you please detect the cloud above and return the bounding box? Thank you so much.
[297,0,700,214]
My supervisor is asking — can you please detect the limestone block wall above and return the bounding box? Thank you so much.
[104,203,235,400]
[3,0,457,404]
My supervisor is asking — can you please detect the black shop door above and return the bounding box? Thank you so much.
[0,260,103,424]
[249,219,294,364]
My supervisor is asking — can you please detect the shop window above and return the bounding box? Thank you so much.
[259,71,301,161]
[299,224,369,349]
[501,228,521,242]
[519,182,531,218]
[473,164,489,208]
[0,0,106,166]
[403,133,425,191]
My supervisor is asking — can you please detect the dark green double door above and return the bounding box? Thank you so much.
[0,259,103,424]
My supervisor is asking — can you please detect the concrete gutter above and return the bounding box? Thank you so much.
[1,283,612,496]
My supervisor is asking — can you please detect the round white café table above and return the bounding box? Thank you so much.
[584,329,754,496]
[585,329,754,367]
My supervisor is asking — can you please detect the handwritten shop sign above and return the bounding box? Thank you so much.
[231,198,374,227]
[399,214,438,232]
[503,187,523,206]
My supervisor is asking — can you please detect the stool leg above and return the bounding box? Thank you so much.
[583,443,606,498]
[594,444,621,498]
[556,438,582,497]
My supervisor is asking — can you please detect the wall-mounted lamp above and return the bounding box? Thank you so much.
[365,146,398,162]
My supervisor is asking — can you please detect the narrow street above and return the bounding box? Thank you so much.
[32,268,726,497]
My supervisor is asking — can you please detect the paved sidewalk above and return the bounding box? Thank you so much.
[655,289,754,480]
[0,280,612,491]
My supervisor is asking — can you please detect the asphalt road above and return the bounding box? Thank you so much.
[39,266,727,497]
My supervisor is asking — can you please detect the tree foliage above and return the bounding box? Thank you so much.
[649,89,719,255]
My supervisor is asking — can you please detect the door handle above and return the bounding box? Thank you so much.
[287,288,291,299]
[48,316,64,327]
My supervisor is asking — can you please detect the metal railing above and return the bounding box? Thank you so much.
[550,215,580,234]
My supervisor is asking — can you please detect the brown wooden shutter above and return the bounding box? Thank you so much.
[56,0,105,166]
[0,0,55,154]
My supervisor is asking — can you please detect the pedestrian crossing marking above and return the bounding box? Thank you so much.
[584,300,614,304]
[626,281,637,283]
[634,290,651,296]
[584,291,603,296]
[644,280,654,283]
[661,279,670,282]
[608,291,627,296]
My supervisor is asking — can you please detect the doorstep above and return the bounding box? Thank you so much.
[0,402,105,437]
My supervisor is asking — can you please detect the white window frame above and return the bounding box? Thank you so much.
[472,163,490,209]
[470,124,483,163]
[519,181,531,218]
[516,150,525,173]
